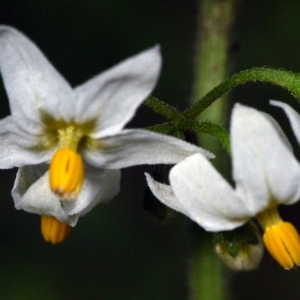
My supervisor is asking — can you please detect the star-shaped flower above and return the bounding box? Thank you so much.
[0,26,213,243]
[146,103,300,269]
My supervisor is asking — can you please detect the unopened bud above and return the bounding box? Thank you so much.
[214,222,263,271]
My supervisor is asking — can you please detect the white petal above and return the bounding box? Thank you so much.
[0,116,53,168]
[83,129,214,169]
[12,163,120,225]
[170,154,250,231]
[231,103,300,213]
[270,100,300,145]
[62,167,121,216]
[82,169,121,214]
[145,173,187,214]
[12,165,79,226]
[74,46,161,137]
[0,26,74,134]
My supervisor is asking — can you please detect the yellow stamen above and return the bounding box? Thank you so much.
[50,148,84,200]
[257,208,300,269]
[41,215,72,244]
[263,222,300,269]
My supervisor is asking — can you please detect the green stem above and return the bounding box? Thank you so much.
[146,122,174,135]
[189,0,237,299]
[190,229,226,300]
[144,95,182,120]
[146,120,230,154]
[191,0,236,165]
[192,0,236,100]
[185,67,300,119]
[178,119,230,155]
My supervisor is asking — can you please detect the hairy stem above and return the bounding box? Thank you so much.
[189,0,237,299]
[185,68,300,119]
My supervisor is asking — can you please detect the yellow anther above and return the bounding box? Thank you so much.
[263,222,300,269]
[257,207,300,269]
[50,148,84,200]
[41,215,72,244]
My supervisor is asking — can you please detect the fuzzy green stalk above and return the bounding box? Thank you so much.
[190,229,226,300]
[147,119,230,154]
[189,0,237,300]
[191,0,236,167]
[144,96,182,120]
[186,67,300,119]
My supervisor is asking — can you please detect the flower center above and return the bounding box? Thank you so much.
[256,207,300,269]
[49,125,85,200]
[41,215,72,244]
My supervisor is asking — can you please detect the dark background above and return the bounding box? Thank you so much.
[1,0,300,299]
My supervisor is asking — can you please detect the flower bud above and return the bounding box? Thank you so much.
[214,222,263,271]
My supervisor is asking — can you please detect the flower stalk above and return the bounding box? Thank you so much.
[185,68,300,119]
[144,95,183,120]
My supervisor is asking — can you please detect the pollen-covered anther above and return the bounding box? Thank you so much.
[50,148,84,200]
[41,215,72,244]
[263,221,300,269]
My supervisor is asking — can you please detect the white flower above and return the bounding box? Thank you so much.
[0,26,213,240]
[146,103,300,269]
